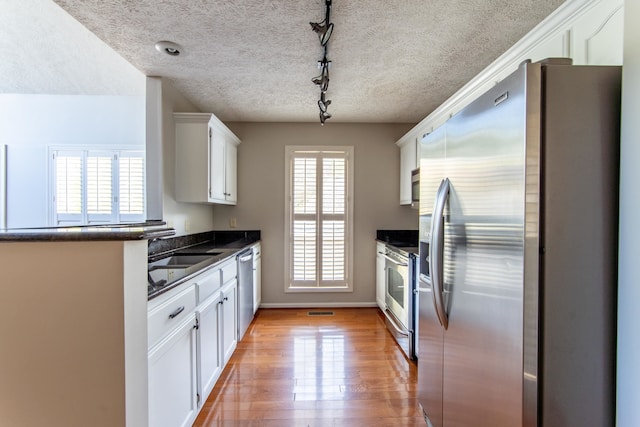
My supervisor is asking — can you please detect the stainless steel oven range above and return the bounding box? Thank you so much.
[380,244,417,360]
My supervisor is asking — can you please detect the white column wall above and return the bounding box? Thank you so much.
[617,0,640,425]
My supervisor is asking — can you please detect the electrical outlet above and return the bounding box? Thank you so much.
[229,217,237,228]
[185,219,190,232]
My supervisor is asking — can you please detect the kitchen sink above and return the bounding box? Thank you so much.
[147,249,236,295]
[149,254,214,269]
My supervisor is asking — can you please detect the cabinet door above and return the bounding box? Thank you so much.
[209,127,226,202]
[399,138,417,205]
[376,243,386,310]
[252,243,261,314]
[174,114,211,203]
[197,293,222,401]
[225,141,237,204]
[148,313,198,427]
[221,280,238,365]
[571,0,623,66]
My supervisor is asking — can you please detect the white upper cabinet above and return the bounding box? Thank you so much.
[223,134,238,204]
[570,0,623,66]
[174,113,240,205]
[396,0,624,197]
[398,136,418,206]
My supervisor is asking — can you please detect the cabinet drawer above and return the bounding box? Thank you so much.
[197,269,221,304]
[148,285,196,349]
[221,259,237,284]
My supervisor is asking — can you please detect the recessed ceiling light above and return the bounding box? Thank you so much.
[155,41,182,56]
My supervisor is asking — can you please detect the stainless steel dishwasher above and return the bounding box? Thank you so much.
[237,249,254,341]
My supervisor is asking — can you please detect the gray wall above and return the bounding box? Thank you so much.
[212,122,416,306]
[617,0,640,424]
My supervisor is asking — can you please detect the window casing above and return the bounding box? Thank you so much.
[50,148,145,226]
[285,146,353,292]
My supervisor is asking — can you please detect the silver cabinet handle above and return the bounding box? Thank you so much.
[168,306,185,319]
[430,178,450,329]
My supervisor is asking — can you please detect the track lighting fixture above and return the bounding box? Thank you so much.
[312,59,330,93]
[318,92,332,113]
[319,110,332,125]
[309,21,334,46]
[310,0,334,125]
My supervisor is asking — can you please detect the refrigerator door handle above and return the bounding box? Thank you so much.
[430,178,450,330]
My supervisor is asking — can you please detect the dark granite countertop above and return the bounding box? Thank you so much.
[0,221,175,242]
[376,229,418,254]
[147,248,241,300]
[147,230,260,299]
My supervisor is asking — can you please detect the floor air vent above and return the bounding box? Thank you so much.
[307,311,335,316]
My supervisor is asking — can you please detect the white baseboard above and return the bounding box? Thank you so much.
[259,302,379,309]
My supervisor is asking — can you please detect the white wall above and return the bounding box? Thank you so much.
[617,0,640,424]
[0,95,145,228]
[0,0,146,228]
[0,0,143,96]
[212,122,416,306]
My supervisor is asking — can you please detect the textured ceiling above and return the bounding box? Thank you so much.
[52,0,565,123]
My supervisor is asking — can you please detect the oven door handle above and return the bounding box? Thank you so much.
[383,308,409,337]
[382,254,408,267]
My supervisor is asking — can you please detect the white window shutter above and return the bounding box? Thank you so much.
[86,154,113,214]
[286,148,352,291]
[54,152,83,225]
[118,151,145,221]
[51,148,145,226]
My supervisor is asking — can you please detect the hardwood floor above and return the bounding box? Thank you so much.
[193,308,424,427]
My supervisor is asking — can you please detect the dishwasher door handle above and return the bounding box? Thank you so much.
[238,254,252,263]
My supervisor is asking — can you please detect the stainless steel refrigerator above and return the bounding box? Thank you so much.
[417,59,620,427]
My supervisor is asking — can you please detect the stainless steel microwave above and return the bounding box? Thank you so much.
[411,168,420,204]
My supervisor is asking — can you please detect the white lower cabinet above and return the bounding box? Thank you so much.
[197,292,223,401]
[220,279,238,365]
[148,312,198,427]
[148,256,239,426]
[376,242,386,310]
[252,242,261,314]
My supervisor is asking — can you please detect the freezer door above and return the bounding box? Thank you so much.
[440,64,533,426]
[419,125,447,219]
[417,277,444,427]
[417,110,448,426]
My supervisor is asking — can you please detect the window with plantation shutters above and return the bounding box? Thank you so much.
[118,153,145,219]
[55,152,83,224]
[285,146,353,292]
[50,148,145,225]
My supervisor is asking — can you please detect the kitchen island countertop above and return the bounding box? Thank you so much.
[0,221,175,241]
